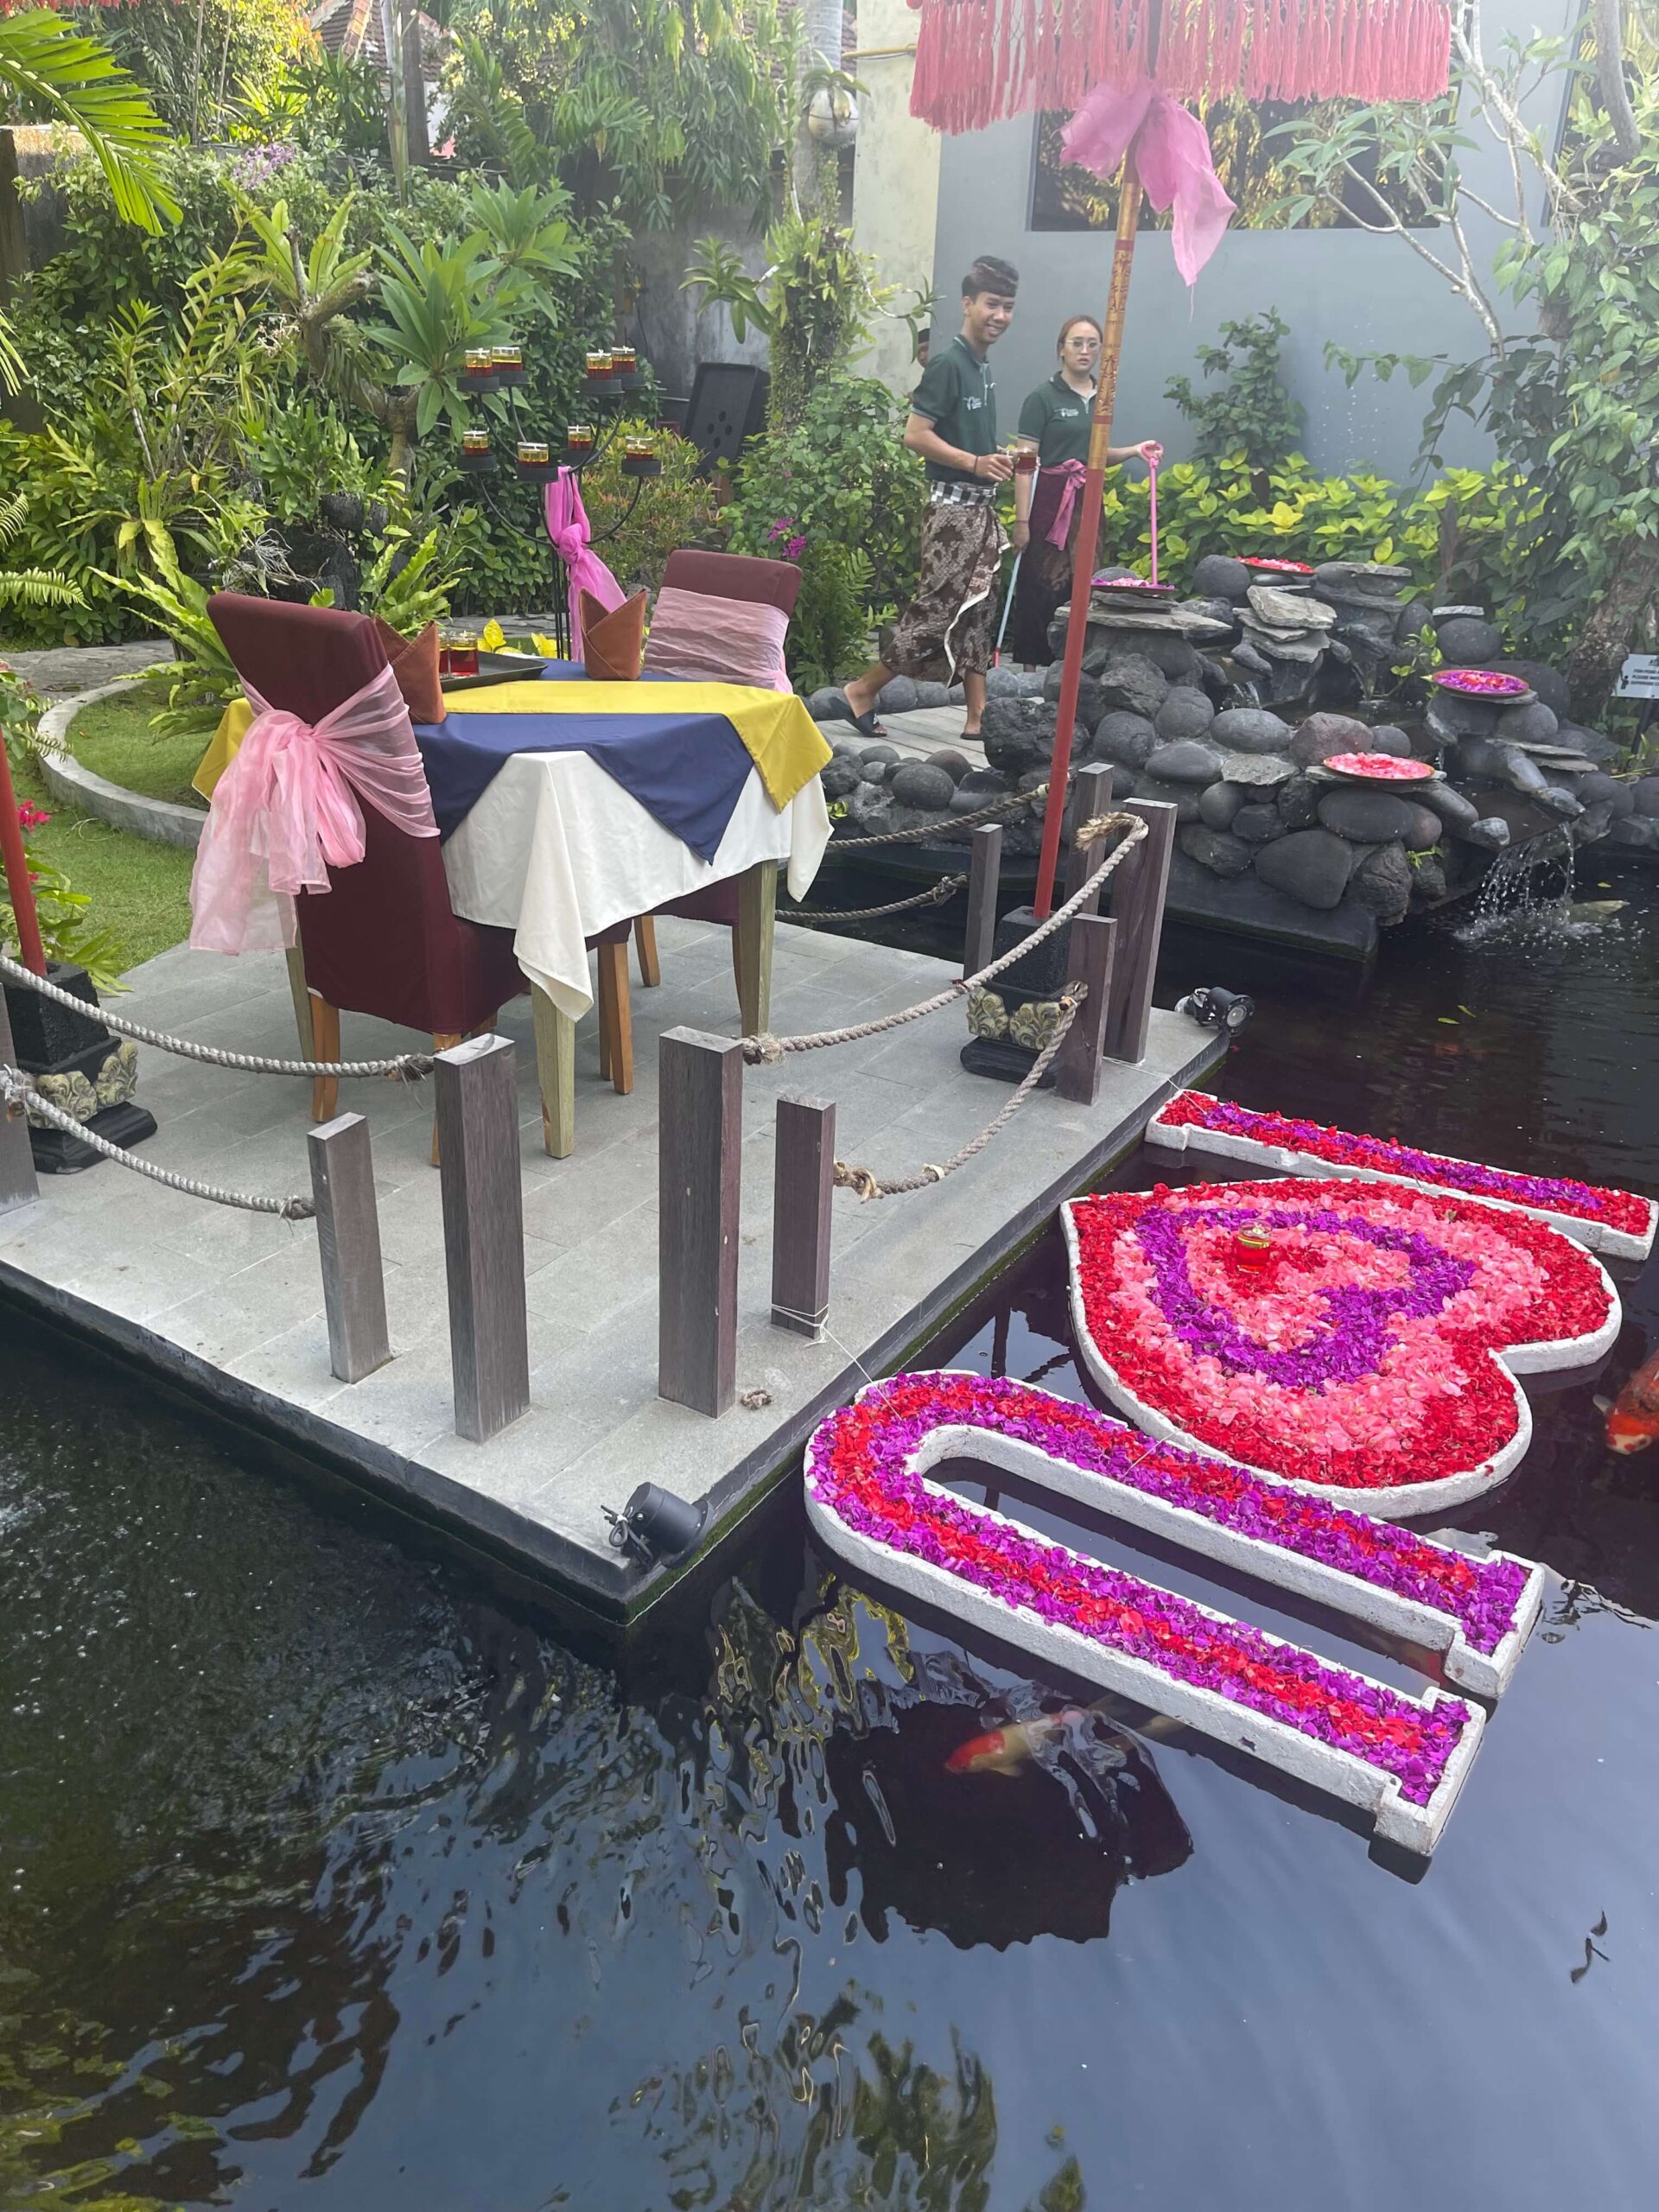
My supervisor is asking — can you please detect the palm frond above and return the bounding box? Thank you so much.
[0,9,180,234]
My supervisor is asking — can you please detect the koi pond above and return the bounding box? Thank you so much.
[3,872,1657,2210]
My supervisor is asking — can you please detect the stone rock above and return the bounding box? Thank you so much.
[1198,780,1248,830]
[1366,725,1413,759]
[1276,773,1322,830]
[1154,685,1216,741]
[1041,660,1106,729]
[1110,764,1139,799]
[1435,615,1503,666]
[1140,635,1204,684]
[1316,787,1425,842]
[846,782,895,832]
[1607,814,1659,849]
[1289,711,1371,767]
[1231,804,1283,844]
[1179,824,1254,877]
[890,762,957,813]
[1131,773,1204,823]
[982,696,1058,778]
[1146,739,1223,785]
[1349,840,1414,924]
[1465,816,1513,849]
[1573,802,1615,844]
[1412,851,1449,903]
[913,681,954,709]
[954,766,1010,801]
[820,756,861,798]
[859,742,901,769]
[830,738,864,761]
[875,675,919,716]
[983,665,1027,700]
[923,748,968,784]
[1313,561,1410,600]
[1192,554,1252,600]
[1575,772,1634,819]
[1430,692,1500,741]
[1182,597,1239,630]
[947,683,967,706]
[1489,658,1572,717]
[1254,828,1356,909]
[1249,584,1336,632]
[1631,774,1659,817]
[858,757,890,785]
[1399,802,1445,852]
[1558,722,1618,766]
[1495,701,1560,747]
[1091,710,1159,770]
[1093,653,1168,720]
[1210,706,1293,754]
[1214,750,1294,788]
[1397,600,1433,641]
[808,685,846,721]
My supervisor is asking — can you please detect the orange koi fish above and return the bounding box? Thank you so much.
[1598,1348,1659,1454]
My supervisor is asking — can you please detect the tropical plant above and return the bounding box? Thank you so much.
[0,3,180,391]
[579,420,719,594]
[65,0,312,142]
[0,492,82,613]
[99,547,242,731]
[238,45,388,158]
[4,838,129,991]
[1165,308,1305,480]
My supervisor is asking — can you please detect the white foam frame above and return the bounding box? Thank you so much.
[1145,1096,1656,1263]
[1061,1194,1621,1522]
[805,1374,1512,1857]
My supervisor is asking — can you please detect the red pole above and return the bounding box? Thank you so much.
[0,736,48,976]
[1032,164,1144,918]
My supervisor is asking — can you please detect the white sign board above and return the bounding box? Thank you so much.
[1616,653,1659,699]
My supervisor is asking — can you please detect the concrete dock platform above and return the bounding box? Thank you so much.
[0,918,1224,1621]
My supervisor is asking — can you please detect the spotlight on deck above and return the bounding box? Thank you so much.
[604,1483,709,1567]
[1176,986,1255,1034]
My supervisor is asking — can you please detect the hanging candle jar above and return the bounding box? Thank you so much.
[516,439,550,468]
[493,343,524,372]
[461,428,491,455]
[611,344,638,378]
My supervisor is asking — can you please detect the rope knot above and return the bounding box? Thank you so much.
[834,1160,882,1202]
[742,1034,786,1065]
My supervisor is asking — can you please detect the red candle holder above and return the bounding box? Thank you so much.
[1233,1225,1272,1270]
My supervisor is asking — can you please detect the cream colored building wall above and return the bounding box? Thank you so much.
[848,0,941,393]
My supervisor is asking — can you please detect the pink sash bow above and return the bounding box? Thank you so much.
[1061,79,1236,287]
[189,661,439,956]
[1045,458,1088,550]
[543,470,625,655]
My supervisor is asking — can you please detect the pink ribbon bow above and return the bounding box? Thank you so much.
[1061,79,1236,287]
[544,470,625,655]
[1046,457,1088,550]
[189,661,439,957]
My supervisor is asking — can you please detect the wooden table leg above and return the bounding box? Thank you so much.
[285,944,315,1058]
[596,938,633,1095]
[531,984,575,1158]
[309,994,340,1124]
[634,914,662,988]
[734,858,777,1037]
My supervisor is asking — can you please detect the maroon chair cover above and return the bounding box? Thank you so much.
[207,594,525,1034]
[649,552,804,929]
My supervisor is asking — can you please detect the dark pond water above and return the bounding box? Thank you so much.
[4,872,1659,2212]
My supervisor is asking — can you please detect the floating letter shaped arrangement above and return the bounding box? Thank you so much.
[805,1372,1545,1856]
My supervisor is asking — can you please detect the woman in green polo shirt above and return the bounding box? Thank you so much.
[1007,313,1160,666]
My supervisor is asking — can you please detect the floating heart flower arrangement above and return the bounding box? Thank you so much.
[1064,1179,1619,1515]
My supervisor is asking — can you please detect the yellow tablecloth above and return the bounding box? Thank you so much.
[193,676,831,814]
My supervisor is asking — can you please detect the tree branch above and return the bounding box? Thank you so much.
[1592,0,1641,162]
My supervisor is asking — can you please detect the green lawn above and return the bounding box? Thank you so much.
[69,678,213,811]
[16,742,195,978]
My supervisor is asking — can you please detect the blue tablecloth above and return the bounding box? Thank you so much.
[413,663,753,861]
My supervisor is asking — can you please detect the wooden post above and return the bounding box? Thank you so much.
[1053,915,1116,1106]
[1062,764,1116,914]
[658,1027,743,1415]
[1104,798,1177,1065]
[308,1112,391,1383]
[435,1035,529,1441]
[0,985,38,1216]
[772,1092,835,1338]
[963,823,1002,978]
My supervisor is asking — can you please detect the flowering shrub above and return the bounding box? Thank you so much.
[806,1371,1488,1813]
[1065,1179,1617,1506]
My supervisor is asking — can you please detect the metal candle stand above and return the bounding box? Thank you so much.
[458,353,659,658]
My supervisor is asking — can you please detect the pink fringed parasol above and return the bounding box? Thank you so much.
[905,0,1453,915]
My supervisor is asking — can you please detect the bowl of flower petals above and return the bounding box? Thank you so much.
[1241,556,1315,575]
[1325,752,1436,783]
[1432,669,1529,699]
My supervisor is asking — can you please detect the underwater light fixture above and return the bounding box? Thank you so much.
[604,1483,709,1566]
[1176,986,1255,1034]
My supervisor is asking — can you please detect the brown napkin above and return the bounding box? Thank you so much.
[372,616,445,721]
[579,588,647,683]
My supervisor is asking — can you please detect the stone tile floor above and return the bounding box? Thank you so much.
[0,914,1220,1608]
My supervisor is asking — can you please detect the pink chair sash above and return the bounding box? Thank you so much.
[189,661,439,956]
[543,470,625,655]
[640,588,792,691]
[1045,458,1088,550]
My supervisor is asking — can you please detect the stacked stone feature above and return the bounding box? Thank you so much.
[1233,584,1337,704]
[1312,563,1415,692]
[2,961,156,1173]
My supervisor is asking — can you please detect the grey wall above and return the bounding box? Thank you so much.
[930,0,1575,482]
[627,201,771,404]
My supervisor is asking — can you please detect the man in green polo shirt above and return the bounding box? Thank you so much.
[834,255,1018,741]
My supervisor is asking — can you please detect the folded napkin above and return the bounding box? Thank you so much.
[579,588,647,682]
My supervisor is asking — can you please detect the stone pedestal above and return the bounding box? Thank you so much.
[1,960,157,1174]
[960,906,1079,1086]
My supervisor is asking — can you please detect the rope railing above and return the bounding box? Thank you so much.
[0,953,435,1082]
[0,1064,315,1217]
[790,874,967,925]
[741,810,1143,1065]
[825,774,1061,851]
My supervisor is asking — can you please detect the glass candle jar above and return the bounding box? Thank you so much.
[585,350,612,379]
[492,344,523,371]
[463,348,493,379]
[516,439,550,466]
[565,423,595,451]
[448,630,480,678]
[611,345,637,377]
[624,435,657,461]
[461,428,491,455]
[1233,1225,1272,1270]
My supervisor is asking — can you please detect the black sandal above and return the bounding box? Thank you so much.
[827,690,887,739]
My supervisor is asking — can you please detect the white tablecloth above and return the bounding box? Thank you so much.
[440,749,831,1019]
